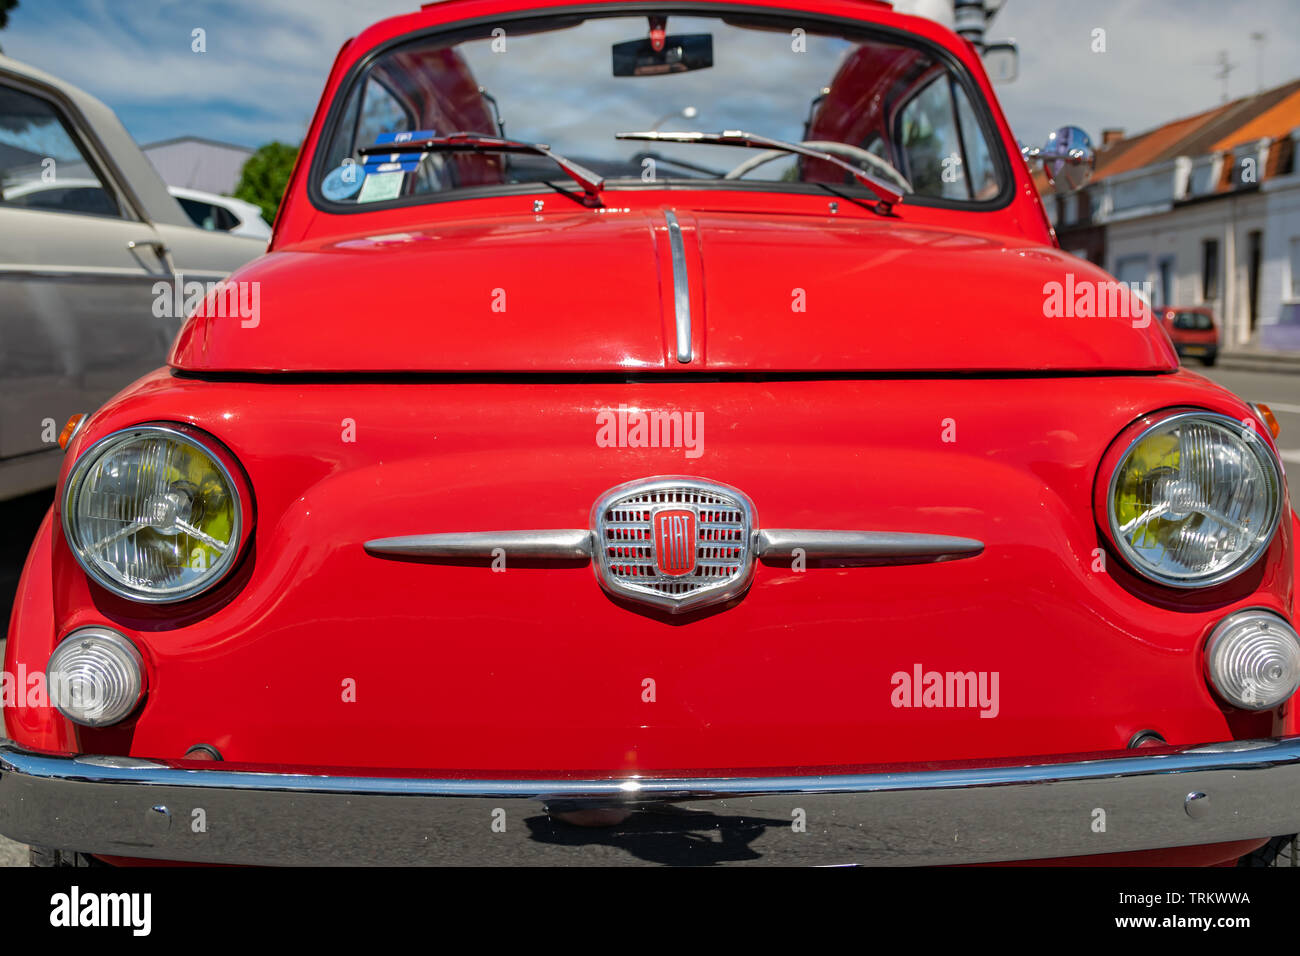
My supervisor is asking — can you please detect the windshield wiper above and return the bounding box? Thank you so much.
[358,132,605,199]
[629,150,728,178]
[616,129,905,211]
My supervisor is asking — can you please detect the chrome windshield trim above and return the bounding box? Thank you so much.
[756,529,984,561]
[364,530,592,559]
[663,209,692,364]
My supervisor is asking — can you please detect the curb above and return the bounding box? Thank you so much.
[1217,356,1300,376]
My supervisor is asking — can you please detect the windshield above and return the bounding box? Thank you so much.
[315,11,1006,208]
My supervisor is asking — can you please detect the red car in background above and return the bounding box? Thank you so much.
[1160,306,1220,367]
[2,0,1299,867]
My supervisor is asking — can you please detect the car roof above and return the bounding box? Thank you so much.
[342,0,956,76]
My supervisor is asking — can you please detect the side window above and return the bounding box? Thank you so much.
[356,77,412,147]
[953,85,998,201]
[862,134,886,161]
[213,204,240,231]
[899,76,967,199]
[0,83,122,218]
[330,75,448,195]
[364,77,453,194]
[898,75,999,201]
[178,196,219,230]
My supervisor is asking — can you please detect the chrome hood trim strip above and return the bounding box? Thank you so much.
[664,209,692,364]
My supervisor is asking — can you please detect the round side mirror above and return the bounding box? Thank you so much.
[1040,126,1095,193]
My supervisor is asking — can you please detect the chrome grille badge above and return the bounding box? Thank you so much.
[591,477,757,613]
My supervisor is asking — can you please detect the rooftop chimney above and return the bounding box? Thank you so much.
[1102,128,1126,146]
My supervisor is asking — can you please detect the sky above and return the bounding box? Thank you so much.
[0,0,1296,151]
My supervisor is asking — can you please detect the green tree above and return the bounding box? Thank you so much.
[0,0,20,52]
[233,141,298,224]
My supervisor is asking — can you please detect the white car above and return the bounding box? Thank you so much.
[169,186,273,241]
[3,181,271,242]
[0,54,267,500]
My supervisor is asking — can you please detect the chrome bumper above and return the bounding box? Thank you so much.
[1,737,1298,866]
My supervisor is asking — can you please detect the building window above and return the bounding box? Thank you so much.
[1115,255,1150,308]
[1202,239,1220,301]
[1062,193,1078,226]
[1157,256,1175,307]
[1290,237,1300,299]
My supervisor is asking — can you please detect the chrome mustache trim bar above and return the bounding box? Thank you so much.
[754,530,984,561]
[364,530,592,559]
[364,529,985,562]
[2,737,1297,866]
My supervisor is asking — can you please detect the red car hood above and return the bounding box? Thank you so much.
[170,208,1176,373]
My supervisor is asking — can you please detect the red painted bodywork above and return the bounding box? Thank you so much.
[170,208,1170,373]
[6,0,1295,866]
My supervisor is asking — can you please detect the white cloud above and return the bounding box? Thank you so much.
[4,0,1296,155]
[991,0,1300,146]
[4,0,415,144]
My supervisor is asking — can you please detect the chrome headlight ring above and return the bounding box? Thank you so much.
[62,423,251,603]
[1098,409,1283,589]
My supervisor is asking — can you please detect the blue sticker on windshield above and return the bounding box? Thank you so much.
[322,162,365,200]
[375,130,437,146]
[362,155,422,175]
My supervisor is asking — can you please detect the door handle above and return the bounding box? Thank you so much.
[127,238,174,273]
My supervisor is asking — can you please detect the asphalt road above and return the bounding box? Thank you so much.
[0,659,22,868]
[0,363,1296,868]
[1197,365,1300,465]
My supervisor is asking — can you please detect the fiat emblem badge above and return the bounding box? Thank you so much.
[653,508,697,576]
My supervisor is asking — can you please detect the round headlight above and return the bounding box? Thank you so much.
[1205,610,1300,710]
[1104,410,1282,587]
[63,424,247,602]
[48,627,145,726]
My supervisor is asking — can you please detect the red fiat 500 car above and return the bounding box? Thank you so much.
[1160,306,1220,367]
[4,0,1300,868]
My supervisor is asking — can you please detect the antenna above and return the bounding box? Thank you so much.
[1215,49,1237,103]
[1250,31,1266,93]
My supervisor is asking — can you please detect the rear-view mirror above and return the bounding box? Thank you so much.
[613,33,714,76]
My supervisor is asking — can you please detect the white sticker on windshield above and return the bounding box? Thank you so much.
[357,172,403,203]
